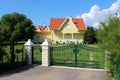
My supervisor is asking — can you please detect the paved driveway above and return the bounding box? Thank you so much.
[0,65,111,80]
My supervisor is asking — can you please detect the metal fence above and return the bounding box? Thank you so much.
[33,44,42,64]
[50,43,105,69]
[0,44,26,72]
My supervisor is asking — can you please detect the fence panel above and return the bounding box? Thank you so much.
[50,44,74,66]
[0,44,26,73]
[33,44,42,64]
[77,44,105,69]
[50,43,105,69]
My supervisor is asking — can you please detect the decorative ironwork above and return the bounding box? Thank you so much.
[33,44,42,64]
[50,43,105,69]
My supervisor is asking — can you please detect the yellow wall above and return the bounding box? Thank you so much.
[34,33,51,42]
[52,19,85,43]
[60,19,79,33]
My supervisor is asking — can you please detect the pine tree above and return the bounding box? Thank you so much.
[97,16,120,78]
[83,26,97,44]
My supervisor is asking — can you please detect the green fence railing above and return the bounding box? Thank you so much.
[0,44,26,73]
[50,43,105,69]
[33,44,42,64]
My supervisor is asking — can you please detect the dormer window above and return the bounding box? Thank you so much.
[66,24,71,29]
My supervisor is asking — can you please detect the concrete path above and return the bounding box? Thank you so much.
[0,65,111,80]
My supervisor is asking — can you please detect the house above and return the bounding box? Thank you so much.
[34,16,87,43]
[34,25,51,43]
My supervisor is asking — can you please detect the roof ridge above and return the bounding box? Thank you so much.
[50,17,86,30]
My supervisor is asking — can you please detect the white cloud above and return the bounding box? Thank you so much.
[77,0,120,28]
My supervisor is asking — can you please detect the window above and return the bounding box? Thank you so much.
[65,34,72,39]
[66,24,71,29]
[74,34,78,39]
[56,34,59,39]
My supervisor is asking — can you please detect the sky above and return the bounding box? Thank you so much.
[0,0,119,28]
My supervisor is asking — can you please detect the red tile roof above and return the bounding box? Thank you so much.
[72,18,87,30]
[35,26,51,33]
[39,26,46,32]
[50,18,65,30]
[50,18,87,30]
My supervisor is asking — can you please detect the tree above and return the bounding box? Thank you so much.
[0,12,35,63]
[83,26,97,44]
[0,38,6,62]
[97,16,120,78]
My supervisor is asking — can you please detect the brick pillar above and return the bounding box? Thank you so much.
[41,39,50,66]
[24,39,34,65]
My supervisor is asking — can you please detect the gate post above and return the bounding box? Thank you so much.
[73,44,79,65]
[24,39,34,65]
[41,39,50,66]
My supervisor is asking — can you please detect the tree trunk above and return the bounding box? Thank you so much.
[10,40,15,63]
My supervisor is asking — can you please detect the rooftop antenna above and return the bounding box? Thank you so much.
[68,15,72,21]
[43,22,46,26]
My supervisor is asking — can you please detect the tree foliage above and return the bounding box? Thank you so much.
[97,16,120,77]
[83,26,97,44]
[0,12,34,42]
[0,12,35,62]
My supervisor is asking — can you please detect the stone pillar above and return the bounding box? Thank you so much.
[24,39,34,65]
[41,39,50,66]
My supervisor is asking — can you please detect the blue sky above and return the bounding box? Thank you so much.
[0,0,118,27]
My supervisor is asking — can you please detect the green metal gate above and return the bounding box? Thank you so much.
[50,44,105,69]
[33,44,42,64]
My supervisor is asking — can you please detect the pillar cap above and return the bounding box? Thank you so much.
[41,39,50,46]
[24,39,34,46]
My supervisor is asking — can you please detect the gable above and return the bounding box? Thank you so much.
[49,17,87,31]
[60,19,79,33]
[45,26,50,31]
[35,26,40,32]
[34,25,51,33]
